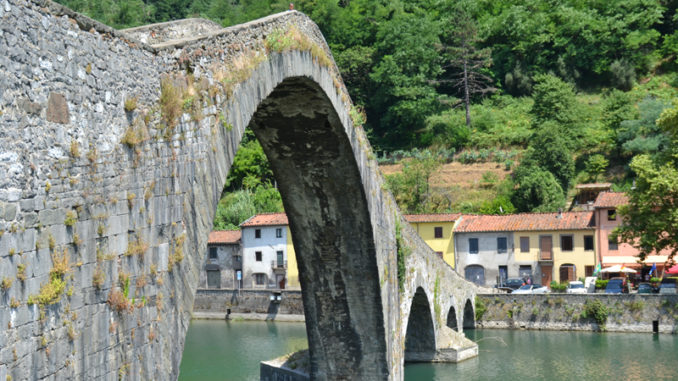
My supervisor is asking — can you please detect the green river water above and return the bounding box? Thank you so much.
[179,320,678,381]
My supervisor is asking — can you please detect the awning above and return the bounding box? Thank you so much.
[601,255,668,264]
[600,264,637,273]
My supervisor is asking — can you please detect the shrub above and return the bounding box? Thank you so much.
[16,264,26,282]
[550,281,568,292]
[475,296,487,321]
[124,97,138,112]
[64,210,77,227]
[107,289,132,313]
[595,279,609,289]
[582,299,608,326]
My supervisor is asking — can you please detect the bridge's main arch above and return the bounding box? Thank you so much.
[0,2,477,380]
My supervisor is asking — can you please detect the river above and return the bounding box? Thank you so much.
[179,320,678,380]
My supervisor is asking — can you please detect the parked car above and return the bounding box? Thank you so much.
[566,281,587,294]
[605,278,626,294]
[512,284,549,294]
[658,278,677,295]
[495,278,525,291]
[637,283,657,294]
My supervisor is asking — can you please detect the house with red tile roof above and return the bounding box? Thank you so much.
[593,192,671,278]
[201,230,242,289]
[454,212,596,288]
[404,213,461,268]
[240,213,299,289]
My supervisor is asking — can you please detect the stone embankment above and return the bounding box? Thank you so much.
[192,288,304,321]
[477,293,678,333]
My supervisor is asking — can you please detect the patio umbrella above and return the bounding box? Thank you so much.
[600,265,637,273]
[666,264,678,275]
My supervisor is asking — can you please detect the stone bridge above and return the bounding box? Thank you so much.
[0,1,478,379]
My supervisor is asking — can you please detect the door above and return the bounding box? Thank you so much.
[498,266,508,284]
[541,265,552,286]
[540,236,552,260]
[465,265,485,286]
[207,270,221,289]
[560,264,576,283]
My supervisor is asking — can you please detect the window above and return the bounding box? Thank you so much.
[255,273,266,286]
[560,235,574,251]
[276,250,284,267]
[584,235,594,251]
[607,209,616,221]
[255,229,261,239]
[464,265,485,285]
[469,238,479,254]
[520,237,530,253]
[585,265,594,277]
[497,237,507,253]
[255,251,262,261]
[435,251,443,258]
[209,247,217,259]
[608,236,618,251]
[434,227,443,238]
[276,228,282,238]
[519,265,532,278]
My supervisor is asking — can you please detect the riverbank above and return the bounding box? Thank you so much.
[192,311,305,322]
[477,293,678,333]
[193,288,305,319]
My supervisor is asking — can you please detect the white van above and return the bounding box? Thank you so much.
[659,278,677,294]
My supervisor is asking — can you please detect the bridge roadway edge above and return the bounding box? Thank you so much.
[0,1,478,379]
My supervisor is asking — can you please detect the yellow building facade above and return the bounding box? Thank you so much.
[405,214,460,269]
[512,229,596,285]
[286,226,300,289]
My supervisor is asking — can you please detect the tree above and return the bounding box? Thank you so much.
[615,101,678,263]
[369,12,443,149]
[225,130,275,191]
[437,1,495,127]
[615,155,678,263]
[617,97,670,159]
[385,150,443,213]
[511,166,566,212]
[521,125,575,191]
[585,154,609,182]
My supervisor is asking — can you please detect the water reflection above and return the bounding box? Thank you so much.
[179,321,678,381]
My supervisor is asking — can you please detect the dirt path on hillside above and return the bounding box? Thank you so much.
[379,161,511,190]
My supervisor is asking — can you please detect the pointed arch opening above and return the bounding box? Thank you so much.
[446,305,458,331]
[463,298,475,330]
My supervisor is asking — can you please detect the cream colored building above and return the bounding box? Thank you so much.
[404,213,461,268]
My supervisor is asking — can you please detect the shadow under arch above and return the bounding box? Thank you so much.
[463,299,475,330]
[404,287,437,362]
[248,75,387,379]
[447,305,458,332]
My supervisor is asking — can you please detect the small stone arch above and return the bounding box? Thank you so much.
[463,298,475,330]
[404,287,436,362]
[446,305,458,331]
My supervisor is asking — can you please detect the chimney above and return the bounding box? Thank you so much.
[557,208,563,218]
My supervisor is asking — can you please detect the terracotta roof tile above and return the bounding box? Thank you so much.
[240,212,289,227]
[593,192,628,208]
[455,212,595,233]
[207,230,241,244]
[404,213,461,223]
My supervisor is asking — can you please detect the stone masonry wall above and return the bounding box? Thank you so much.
[0,1,478,379]
[477,293,678,333]
[0,1,347,379]
[193,289,304,315]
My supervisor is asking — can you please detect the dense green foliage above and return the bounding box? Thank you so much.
[61,0,678,255]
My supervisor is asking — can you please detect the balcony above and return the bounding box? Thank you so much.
[271,260,287,274]
[539,251,553,261]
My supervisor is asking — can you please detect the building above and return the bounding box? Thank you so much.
[202,230,242,289]
[404,213,461,268]
[454,212,596,287]
[593,192,670,278]
[510,212,596,286]
[453,215,515,286]
[240,213,300,289]
[572,183,612,210]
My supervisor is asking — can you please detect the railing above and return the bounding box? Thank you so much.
[271,260,287,269]
[539,251,553,261]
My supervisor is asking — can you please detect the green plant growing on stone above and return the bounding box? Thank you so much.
[160,77,182,134]
[395,218,410,293]
[28,249,69,306]
[48,233,56,251]
[168,233,187,270]
[264,25,332,68]
[1,277,13,291]
[349,105,366,128]
[475,296,487,321]
[582,299,608,328]
[125,237,148,258]
[92,264,105,289]
[124,96,138,112]
[127,192,136,209]
[45,181,51,193]
[16,264,26,282]
[8,248,15,256]
[10,297,20,308]
[64,210,77,227]
[70,140,80,158]
[121,118,149,148]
